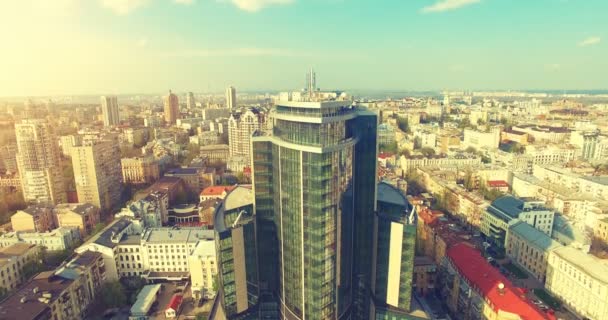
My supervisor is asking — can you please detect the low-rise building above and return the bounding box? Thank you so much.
[53,203,100,237]
[200,144,230,162]
[481,196,554,248]
[121,156,161,185]
[413,256,436,297]
[399,153,481,174]
[506,221,562,282]
[594,217,608,247]
[545,246,608,320]
[0,227,81,251]
[441,243,549,320]
[11,205,55,233]
[130,284,162,320]
[0,250,104,320]
[0,243,41,291]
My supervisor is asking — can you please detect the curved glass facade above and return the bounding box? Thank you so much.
[252,100,378,320]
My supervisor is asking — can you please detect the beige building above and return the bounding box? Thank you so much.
[15,119,66,204]
[11,205,55,233]
[0,243,41,291]
[506,221,562,282]
[164,90,180,125]
[54,203,100,237]
[200,144,230,162]
[594,218,608,246]
[121,156,160,185]
[188,239,216,299]
[546,246,608,320]
[71,136,123,215]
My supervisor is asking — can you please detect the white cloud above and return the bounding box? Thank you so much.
[174,0,195,4]
[163,47,311,57]
[227,0,294,12]
[578,36,601,47]
[99,0,149,15]
[421,0,481,13]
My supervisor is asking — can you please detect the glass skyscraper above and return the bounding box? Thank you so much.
[251,91,378,320]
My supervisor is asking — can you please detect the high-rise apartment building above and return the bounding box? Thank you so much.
[251,88,378,319]
[228,108,261,161]
[71,135,123,215]
[15,119,66,204]
[100,96,120,127]
[186,92,196,110]
[164,90,180,124]
[226,86,237,111]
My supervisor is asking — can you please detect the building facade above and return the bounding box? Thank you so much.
[0,243,41,292]
[214,186,259,318]
[121,156,161,185]
[545,246,608,320]
[228,108,261,161]
[101,95,120,127]
[251,93,378,320]
[15,119,66,204]
[54,203,100,237]
[226,86,237,111]
[164,90,180,124]
[11,205,55,233]
[372,182,417,318]
[71,136,123,215]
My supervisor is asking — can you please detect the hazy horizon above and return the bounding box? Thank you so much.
[1,0,607,96]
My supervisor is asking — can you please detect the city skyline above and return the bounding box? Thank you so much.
[1,0,607,97]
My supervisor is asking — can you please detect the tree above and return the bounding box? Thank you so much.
[379,141,398,154]
[100,281,128,308]
[419,147,436,157]
[465,146,478,154]
[397,117,410,133]
[458,118,471,129]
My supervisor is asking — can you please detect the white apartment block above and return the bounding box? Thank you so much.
[533,165,608,200]
[546,247,608,320]
[77,219,217,292]
[399,153,481,173]
[0,227,81,251]
[463,127,501,150]
[228,108,261,161]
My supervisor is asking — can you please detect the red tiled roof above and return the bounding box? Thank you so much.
[378,152,393,159]
[418,208,443,225]
[166,294,183,311]
[487,180,509,188]
[447,244,548,320]
[200,185,236,196]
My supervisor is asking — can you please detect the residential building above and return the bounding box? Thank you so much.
[481,196,554,248]
[200,185,237,202]
[0,250,105,320]
[505,221,562,282]
[594,218,608,246]
[226,86,237,111]
[512,124,571,143]
[53,203,100,237]
[533,165,608,200]
[164,90,180,124]
[11,205,55,232]
[501,129,529,145]
[186,92,196,110]
[399,153,481,174]
[0,243,41,291]
[440,243,549,320]
[377,123,396,145]
[101,96,120,127]
[164,167,214,195]
[71,136,123,215]
[228,108,261,161]
[15,119,66,204]
[189,239,217,301]
[413,256,436,297]
[0,227,81,251]
[372,182,417,318]
[463,127,501,150]
[136,177,186,206]
[121,156,161,185]
[545,247,608,320]
[214,186,259,318]
[200,144,230,162]
[250,91,378,319]
[0,143,18,173]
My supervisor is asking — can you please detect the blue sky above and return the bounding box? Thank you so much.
[0,0,606,96]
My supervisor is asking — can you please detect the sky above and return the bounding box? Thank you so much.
[0,0,607,96]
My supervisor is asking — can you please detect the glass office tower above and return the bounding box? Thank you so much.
[251,93,377,320]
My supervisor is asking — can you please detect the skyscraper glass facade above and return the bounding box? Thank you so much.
[251,97,378,320]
